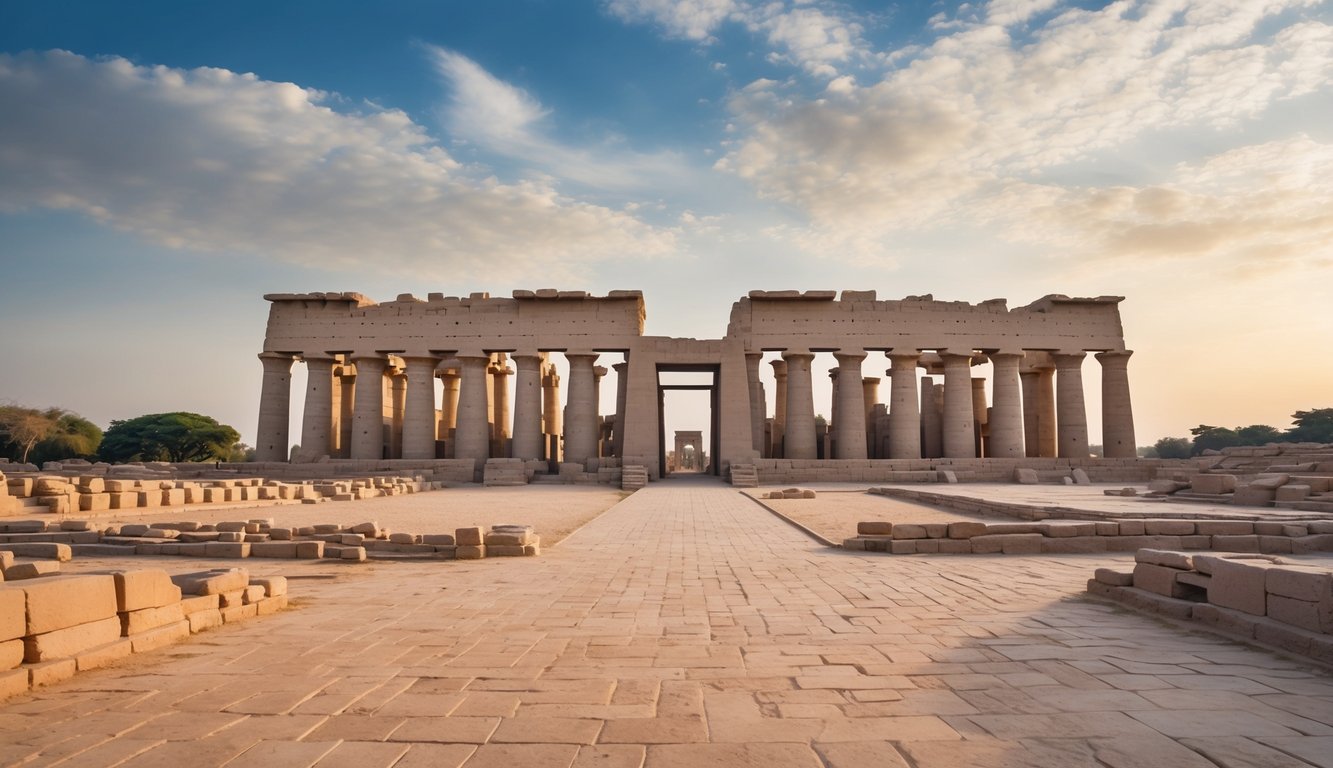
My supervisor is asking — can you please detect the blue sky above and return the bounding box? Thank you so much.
[2,0,1331,450]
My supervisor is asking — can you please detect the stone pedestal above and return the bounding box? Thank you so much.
[888,352,922,459]
[299,356,335,461]
[401,356,438,460]
[940,352,976,459]
[1097,350,1136,458]
[782,352,817,460]
[1053,351,1089,459]
[349,355,386,460]
[833,352,868,459]
[988,352,1025,458]
[256,353,294,462]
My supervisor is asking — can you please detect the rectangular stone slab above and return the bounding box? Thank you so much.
[24,615,122,663]
[22,575,117,635]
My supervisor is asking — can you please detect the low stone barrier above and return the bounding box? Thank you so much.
[1087,550,1333,665]
[0,519,541,563]
[752,457,1163,486]
[0,567,288,699]
[762,488,816,500]
[843,518,1333,555]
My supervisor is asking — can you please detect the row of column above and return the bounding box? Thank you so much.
[256,351,622,464]
[742,349,1136,462]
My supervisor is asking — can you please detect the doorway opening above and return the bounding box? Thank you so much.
[656,364,720,478]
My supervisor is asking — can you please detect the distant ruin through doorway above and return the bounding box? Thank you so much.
[657,364,720,478]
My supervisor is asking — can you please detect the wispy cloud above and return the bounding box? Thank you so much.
[0,50,675,279]
[711,0,1333,266]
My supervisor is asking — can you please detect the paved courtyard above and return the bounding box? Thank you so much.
[2,478,1332,767]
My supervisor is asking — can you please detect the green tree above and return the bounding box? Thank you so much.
[1153,436,1192,459]
[0,405,59,463]
[1189,424,1240,455]
[29,413,102,465]
[1235,424,1282,446]
[1286,408,1333,443]
[99,412,240,463]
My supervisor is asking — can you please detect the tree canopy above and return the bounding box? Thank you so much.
[0,405,101,464]
[99,412,240,463]
[1149,408,1333,457]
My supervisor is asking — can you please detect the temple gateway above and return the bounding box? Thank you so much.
[255,290,1136,484]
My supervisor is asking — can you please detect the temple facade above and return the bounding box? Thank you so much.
[255,289,1136,480]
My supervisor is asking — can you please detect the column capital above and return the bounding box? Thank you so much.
[988,349,1026,360]
[833,350,868,364]
[612,361,629,372]
[938,350,973,366]
[780,350,815,362]
[1051,350,1087,367]
[1095,349,1133,367]
[769,359,788,375]
[300,353,337,364]
[258,351,295,367]
[862,376,881,384]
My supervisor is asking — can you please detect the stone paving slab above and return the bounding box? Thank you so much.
[0,477,1331,767]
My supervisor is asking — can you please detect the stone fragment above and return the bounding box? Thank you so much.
[1189,474,1237,494]
[456,545,486,560]
[455,527,484,546]
[170,569,249,596]
[24,615,122,663]
[251,576,287,598]
[1135,549,1193,570]
[1199,556,1274,616]
[121,603,186,635]
[22,575,118,635]
[1013,468,1038,484]
[857,521,892,536]
[108,570,182,612]
[3,562,60,580]
[1094,568,1133,586]
[1071,468,1090,485]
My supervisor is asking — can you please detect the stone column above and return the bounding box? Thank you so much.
[745,353,766,453]
[887,352,922,459]
[298,356,335,461]
[1053,351,1090,458]
[940,352,976,459]
[563,353,599,464]
[510,354,544,460]
[988,352,1025,458]
[1020,368,1039,457]
[542,363,562,462]
[612,361,629,457]
[437,369,459,438]
[401,356,439,460]
[454,354,492,464]
[338,368,355,458]
[593,365,608,457]
[862,377,880,458]
[833,352,868,459]
[491,357,512,456]
[255,352,294,462]
[1097,350,1137,458]
[769,359,788,458]
[1036,366,1057,457]
[389,367,407,459]
[349,355,386,460]
[782,352,817,460]
[920,377,942,458]
[970,376,988,457]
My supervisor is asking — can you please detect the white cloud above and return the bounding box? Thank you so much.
[425,46,690,191]
[0,50,675,279]
[714,0,1333,266]
[605,0,869,76]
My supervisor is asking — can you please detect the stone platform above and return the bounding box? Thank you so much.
[0,478,1330,767]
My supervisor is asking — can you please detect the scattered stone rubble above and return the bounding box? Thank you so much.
[0,518,540,562]
[1088,549,1333,665]
[843,518,1333,555]
[1150,443,1333,511]
[0,566,287,699]
[764,488,817,500]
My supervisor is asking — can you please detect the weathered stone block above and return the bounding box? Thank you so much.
[129,620,190,653]
[1265,595,1328,633]
[1094,568,1133,586]
[1202,557,1274,616]
[1042,536,1107,554]
[3,563,60,580]
[178,594,220,615]
[892,524,927,540]
[1190,474,1237,494]
[187,609,223,633]
[24,615,122,663]
[1144,520,1194,535]
[252,576,287,598]
[1132,563,1196,598]
[340,546,367,561]
[121,603,186,635]
[295,541,325,559]
[250,542,297,558]
[1211,535,1261,553]
[1013,468,1038,484]
[1135,549,1193,570]
[170,569,249,596]
[22,575,117,635]
[455,527,484,546]
[109,570,181,612]
[1196,520,1252,535]
[1266,566,1332,602]
[456,544,485,559]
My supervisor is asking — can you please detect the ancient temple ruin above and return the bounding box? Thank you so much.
[255,290,1136,481]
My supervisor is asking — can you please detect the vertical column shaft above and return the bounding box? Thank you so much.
[1097,350,1137,458]
[389,368,406,459]
[888,352,922,459]
[833,352,868,459]
[511,354,544,460]
[438,370,460,438]
[593,366,607,457]
[769,360,788,458]
[401,356,439,460]
[862,377,880,458]
[563,353,599,464]
[454,354,492,464]
[920,377,943,458]
[941,352,976,459]
[612,361,629,457]
[988,352,1025,458]
[745,353,766,453]
[1053,351,1090,458]
[782,352,817,460]
[338,371,355,458]
[299,356,335,461]
[255,353,295,462]
[1020,369,1040,457]
[349,355,386,460]
[1037,367,1057,457]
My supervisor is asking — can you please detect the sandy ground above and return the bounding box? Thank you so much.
[745,488,990,541]
[93,485,629,545]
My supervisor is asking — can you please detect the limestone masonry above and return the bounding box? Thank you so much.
[257,290,1137,482]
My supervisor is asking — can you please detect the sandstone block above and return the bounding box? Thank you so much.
[1196,521,1253,535]
[1071,468,1090,485]
[171,569,249,596]
[1094,568,1134,586]
[217,532,244,542]
[1265,594,1328,633]
[892,524,927,540]
[27,658,76,688]
[936,539,972,554]
[1266,566,1332,602]
[75,638,132,672]
[1232,486,1277,507]
[187,609,223,633]
[1013,468,1038,484]
[1201,557,1274,616]
[78,493,110,512]
[1094,522,1119,536]
[256,595,288,615]
[179,594,220,615]
[295,541,325,559]
[129,620,190,653]
[1132,563,1196,598]
[105,570,182,613]
[1147,479,1187,494]
[947,522,987,539]
[22,575,118,635]
[1250,473,1290,489]
[251,576,287,598]
[221,604,258,623]
[937,470,957,484]
[341,546,367,561]
[0,639,21,670]
[455,527,484,546]
[1258,536,1294,554]
[204,542,251,558]
[0,589,26,642]
[351,521,379,535]
[0,543,71,561]
[456,544,486,560]
[1117,520,1146,536]
[121,603,186,635]
[1275,485,1311,502]
[242,585,266,604]
[421,534,455,545]
[523,544,540,556]
[1041,536,1107,554]
[1212,535,1261,553]
[488,545,525,557]
[857,521,892,536]
[1190,474,1237,494]
[250,542,298,558]
[1144,520,1194,535]
[1135,549,1193,570]
[1042,522,1097,537]
[4,562,61,581]
[269,528,293,541]
[24,615,122,663]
